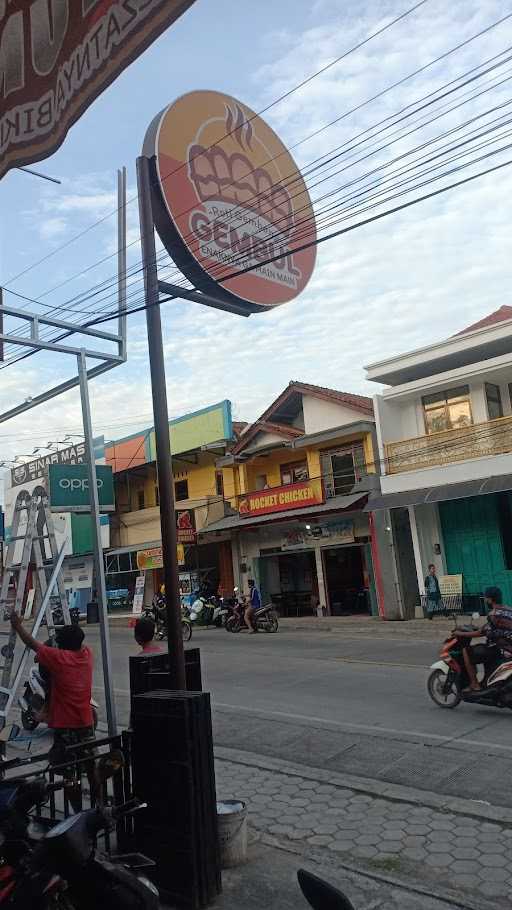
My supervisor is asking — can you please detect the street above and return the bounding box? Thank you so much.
[85,622,512,808]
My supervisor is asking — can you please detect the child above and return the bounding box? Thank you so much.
[134,617,162,655]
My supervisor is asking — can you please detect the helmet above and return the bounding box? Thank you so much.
[484,586,502,605]
[160,584,165,595]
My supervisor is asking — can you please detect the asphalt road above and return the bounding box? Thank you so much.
[82,623,512,807]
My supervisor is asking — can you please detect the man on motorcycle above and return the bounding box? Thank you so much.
[245,578,260,633]
[455,587,511,691]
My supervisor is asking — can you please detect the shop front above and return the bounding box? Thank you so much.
[247,514,376,617]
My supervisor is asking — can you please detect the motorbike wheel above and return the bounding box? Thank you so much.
[264,612,279,633]
[182,621,193,642]
[226,616,241,633]
[21,708,39,732]
[427,669,461,708]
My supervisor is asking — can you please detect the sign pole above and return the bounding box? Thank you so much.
[136,155,186,690]
[77,350,117,734]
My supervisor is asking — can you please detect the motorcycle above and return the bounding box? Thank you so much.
[188,594,228,629]
[18,652,99,732]
[0,752,159,909]
[427,623,512,709]
[145,602,193,643]
[225,594,279,633]
[298,868,355,910]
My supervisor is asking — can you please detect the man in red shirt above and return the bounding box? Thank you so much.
[10,612,94,808]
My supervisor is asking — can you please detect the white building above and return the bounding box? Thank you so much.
[366,306,512,616]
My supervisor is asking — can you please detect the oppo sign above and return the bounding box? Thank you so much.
[49,464,114,513]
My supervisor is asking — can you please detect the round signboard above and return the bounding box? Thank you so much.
[143,90,317,312]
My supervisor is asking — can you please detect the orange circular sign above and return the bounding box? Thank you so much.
[144,90,317,311]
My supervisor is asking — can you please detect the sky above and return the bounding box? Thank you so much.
[0,0,511,465]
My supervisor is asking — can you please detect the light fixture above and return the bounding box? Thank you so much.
[305,524,311,531]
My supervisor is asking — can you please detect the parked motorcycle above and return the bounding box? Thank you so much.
[298,868,355,910]
[145,602,193,642]
[18,650,99,732]
[225,594,279,633]
[188,594,228,629]
[0,752,158,909]
[427,626,512,709]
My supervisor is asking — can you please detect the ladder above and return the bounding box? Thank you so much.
[0,487,70,728]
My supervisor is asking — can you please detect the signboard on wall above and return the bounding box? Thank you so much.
[239,478,324,518]
[439,574,463,596]
[132,575,146,615]
[148,400,232,460]
[0,1,196,180]
[137,544,185,571]
[11,442,85,488]
[177,510,195,543]
[49,464,114,512]
[143,90,317,314]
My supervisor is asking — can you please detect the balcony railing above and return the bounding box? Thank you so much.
[385,414,512,474]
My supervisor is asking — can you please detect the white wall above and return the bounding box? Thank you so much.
[302,395,371,434]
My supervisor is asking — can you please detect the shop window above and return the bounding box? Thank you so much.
[255,474,268,490]
[118,552,131,573]
[137,489,145,510]
[154,486,160,506]
[321,444,365,497]
[280,461,309,485]
[485,383,503,420]
[422,386,472,434]
[497,492,512,570]
[216,471,224,497]
[175,478,189,501]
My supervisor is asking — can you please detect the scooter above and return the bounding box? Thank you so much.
[18,657,99,732]
[188,594,228,629]
[225,595,279,633]
[145,602,193,642]
[298,869,355,910]
[427,623,512,709]
[0,752,159,909]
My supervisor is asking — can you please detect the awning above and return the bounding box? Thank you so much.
[365,473,512,511]
[105,540,161,556]
[199,492,366,534]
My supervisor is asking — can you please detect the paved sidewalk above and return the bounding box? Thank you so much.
[215,747,512,906]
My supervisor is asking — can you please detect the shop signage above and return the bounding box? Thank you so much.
[177,509,196,543]
[11,442,85,488]
[132,575,146,615]
[143,90,317,314]
[0,0,196,180]
[439,574,463,596]
[136,544,185,571]
[239,478,324,518]
[49,464,114,512]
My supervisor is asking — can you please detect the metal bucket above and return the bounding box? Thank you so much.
[217,800,247,868]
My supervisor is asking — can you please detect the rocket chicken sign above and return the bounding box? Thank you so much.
[144,90,317,312]
[239,478,325,518]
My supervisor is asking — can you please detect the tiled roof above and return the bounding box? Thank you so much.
[292,381,373,414]
[456,306,512,335]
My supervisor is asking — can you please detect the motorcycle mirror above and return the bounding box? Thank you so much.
[233,586,239,593]
[297,869,356,910]
[95,749,125,784]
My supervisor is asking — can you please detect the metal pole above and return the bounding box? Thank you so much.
[77,350,117,734]
[136,155,186,690]
[118,167,127,360]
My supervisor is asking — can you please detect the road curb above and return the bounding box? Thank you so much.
[215,745,512,825]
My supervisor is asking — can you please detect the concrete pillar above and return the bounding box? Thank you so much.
[371,509,403,620]
[314,546,328,615]
[408,505,424,595]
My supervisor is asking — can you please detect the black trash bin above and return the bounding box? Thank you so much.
[86,600,99,624]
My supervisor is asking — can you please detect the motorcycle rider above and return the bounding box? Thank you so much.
[245,578,261,633]
[455,587,511,691]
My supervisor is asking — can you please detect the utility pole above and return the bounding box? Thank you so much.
[136,155,186,690]
[78,350,117,734]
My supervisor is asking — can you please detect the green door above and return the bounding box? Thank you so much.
[439,495,512,603]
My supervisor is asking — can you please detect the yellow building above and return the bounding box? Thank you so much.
[200,382,398,618]
[104,401,243,607]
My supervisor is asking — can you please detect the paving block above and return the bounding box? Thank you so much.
[425,854,453,868]
[451,847,480,860]
[307,834,333,846]
[478,853,506,868]
[451,860,479,874]
[352,845,378,860]
[328,840,356,854]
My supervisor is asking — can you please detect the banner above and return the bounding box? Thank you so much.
[239,478,324,518]
[0,1,196,179]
